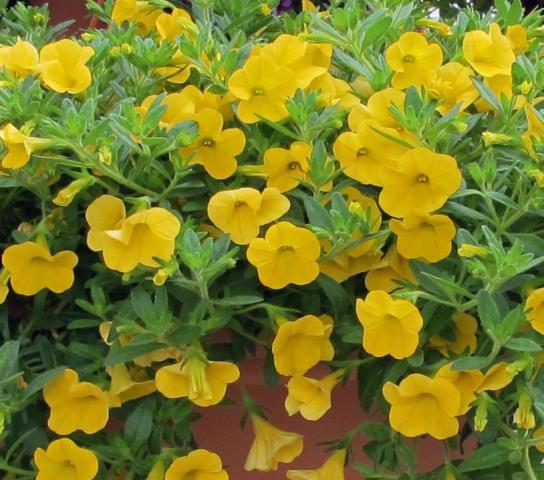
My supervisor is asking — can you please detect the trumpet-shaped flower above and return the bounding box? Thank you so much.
[463,23,515,77]
[228,56,296,123]
[272,315,334,376]
[247,222,321,289]
[0,38,38,78]
[263,141,311,192]
[34,438,98,480]
[44,368,109,435]
[155,8,196,43]
[526,287,544,334]
[180,108,245,179]
[2,241,77,296]
[285,370,343,421]
[53,177,94,207]
[385,32,443,89]
[390,214,456,262]
[429,62,479,115]
[383,373,461,439]
[86,195,181,273]
[245,414,304,472]
[287,449,347,480]
[436,363,484,414]
[107,364,156,408]
[38,39,94,94]
[308,73,359,109]
[0,123,51,169]
[379,147,462,218]
[166,450,228,480]
[506,24,530,55]
[111,0,161,32]
[365,246,416,292]
[356,290,423,359]
[207,187,289,244]
[429,312,478,357]
[137,93,195,129]
[477,362,515,392]
[319,243,381,283]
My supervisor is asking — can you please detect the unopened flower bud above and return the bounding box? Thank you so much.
[514,392,535,429]
[458,244,490,258]
[482,131,512,147]
[52,177,94,207]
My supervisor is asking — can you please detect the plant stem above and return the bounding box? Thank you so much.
[521,446,538,480]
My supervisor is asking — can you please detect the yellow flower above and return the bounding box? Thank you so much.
[53,177,93,207]
[429,312,478,357]
[333,119,408,186]
[463,23,515,77]
[245,414,304,472]
[356,290,423,359]
[365,246,416,292]
[350,75,374,98]
[180,108,245,179]
[166,450,228,480]
[378,147,462,218]
[2,241,77,296]
[307,72,359,109]
[477,362,515,392]
[475,74,513,112]
[107,364,156,408]
[0,270,9,304]
[429,62,479,115]
[523,104,544,157]
[287,449,347,480]
[0,38,38,78]
[155,50,192,84]
[146,459,165,480]
[506,24,530,55]
[228,56,296,123]
[37,39,94,94]
[383,373,461,439]
[181,85,234,121]
[385,32,443,89]
[320,243,381,283]
[415,19,452,37]
[0,123,50,169]
[137,93,195,129]
[155,355,239,407]
[247,221,321,289]
[525,287,544,334]
[43,368,109,435]
[390,214,456,263]
[207,187,289,245]
[86,195,181,273]
[263,141,311,192]
[111,0,161,33]
[155,8,196,43]
[34,438,98,480]
[435,363,484,414]
[514,392,536,429]
[272,315,334,376]
[285,370,342,421]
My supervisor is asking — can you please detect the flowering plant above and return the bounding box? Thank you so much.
[1,0,544,478]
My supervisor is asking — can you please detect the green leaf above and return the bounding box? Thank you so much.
[458,442,510,472]
[24,367,66,399]
[104,342,165,366]
[303,196,334,231]
[451,356,492,371]
[130,288,158,325]
[211,295,263,307]
[471,77,502,112]
[477,290,501,334]
[504,337,542,352]
[506,233,544,257]
[316,274,349,320]
[167,325,202,346]
[0,341,20,384]
[124,399,154,449]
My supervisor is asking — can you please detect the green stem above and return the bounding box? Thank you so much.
[521,446,538,480]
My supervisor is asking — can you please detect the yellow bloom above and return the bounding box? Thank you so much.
[155,8,196,43]
[533,425,544,452]
[319,242,381,283]
[365,249,414,294]
[477,362,515,392]
[155,355,239,407]
[155,50,192,84]
[181,85,234,121]
[180,108,245,179]
[111,0,161,33]
[146,459,165,480]
[435,363,484,414]
[86,195,181,273]
[2,241,77,296]
[285,370,342,421]
[525,287,544,334]
[166,450,228,480]
[245,414,304,472]
[356,290,423,359]
[429,312,478,357]
[53,177,93,207]
[207,187,289,245]
[383,373,461,439]
[475,74,513,112]
[272,315,334,376]
[385,32,443,89]
[390,214,456,263]
[228,56,296,123]
[416,19,452,37]
[307,72,359,109]
[37,39,94,94]
[463,23,515,77]
[107,364,156,408]
[43,368,109,435]
[429,62,479,115]
[378,147,462,218]
[0,123,50,169]
[514,392,536,429]
[247,221,321,289]
[333,119,408,186]
[0,38,38,78]
[263,141,311,192]
[287,449,347,480]
[523,104,544,157]
[34,438,98,480]
[0,270,9,304]
[137,93,195,129]
[506,24,530,55]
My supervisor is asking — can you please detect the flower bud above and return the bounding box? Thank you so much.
[98,145,112,165]
[482,131,513,147]
[520,80,532,95]
[474,397,488,432]
[514,392,535,429]
[121,43,132,55]
[52,177,94,207]
[458,244,490,258]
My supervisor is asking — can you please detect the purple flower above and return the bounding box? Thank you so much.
[276,0,294,13]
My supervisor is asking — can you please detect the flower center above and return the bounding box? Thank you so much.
[288,161,300,170]
[234,201,247,207]
[402,54,415,63]
[252,87,265,96]
[357,147,368,156]
[417,174,430,183]
[201,138,215,148]
[278,245,294,252]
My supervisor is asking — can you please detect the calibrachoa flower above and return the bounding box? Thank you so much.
[356,290,423,359]
[378,147,462,218]
[43,368,109,435]
[106,363,156,407]
[2,241,78,295]
[364,245,416,292]
[462,23,515,77]
[207,187,290,244]
[263,141,311,192]
[525,287,544,334]
[435,363,484,415]
[429,62,480,115]
[429,312,478,356]
[37,39,94,94]
[506,24,530,55]
[477,362,516,392]
[34,438,98,480]
[0,37,38,78]
[111,0,161,32]
[155,7,196,43]
[247,221,321,289]
[285,370,343,421]
[286,449,347,480]
[166,450,228,480]
[272,314,334,376]
[137,92,195,129]
[0,123,50,169]
[86,195,181,273]
[382,373,461,439]
[245,414,304,472]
